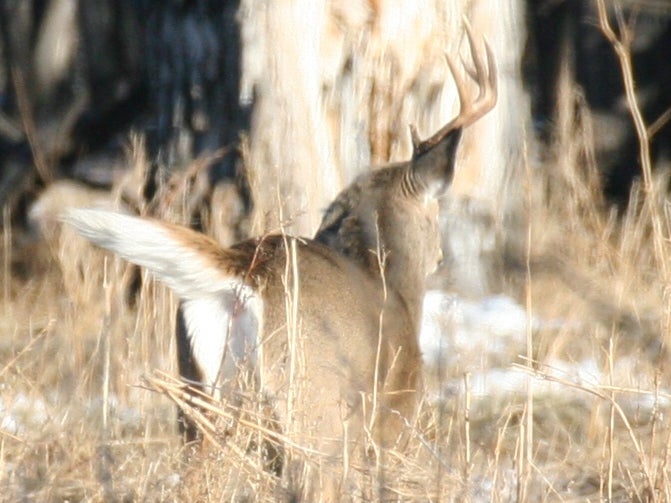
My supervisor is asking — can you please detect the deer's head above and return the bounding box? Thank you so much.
[315,25,497,311]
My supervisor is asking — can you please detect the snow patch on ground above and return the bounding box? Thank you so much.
[0,393,49,435]
[0,392,145,437]
[420,291,534,368]
[420,290,670,414]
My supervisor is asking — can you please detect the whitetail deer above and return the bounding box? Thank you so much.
[64,26,496,498]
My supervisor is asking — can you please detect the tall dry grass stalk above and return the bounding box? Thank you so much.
[596,0,670,282]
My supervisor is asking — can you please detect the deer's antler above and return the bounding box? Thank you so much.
[411,23,497,158]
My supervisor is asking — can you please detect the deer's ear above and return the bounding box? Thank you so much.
[411,127,462,197]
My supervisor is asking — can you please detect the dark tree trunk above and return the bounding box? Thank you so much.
[0,0,251,221]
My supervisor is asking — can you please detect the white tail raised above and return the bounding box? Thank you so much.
[64,209,262,394]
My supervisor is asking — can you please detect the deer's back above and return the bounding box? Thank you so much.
[236,235,422,447]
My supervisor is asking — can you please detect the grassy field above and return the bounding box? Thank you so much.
[2,11,671,500]
[0,115,669,502]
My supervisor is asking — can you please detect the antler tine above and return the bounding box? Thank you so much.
[411,25,498,158]
[444,51,471,124]
[463,22,487,99]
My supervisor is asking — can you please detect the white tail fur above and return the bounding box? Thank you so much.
[63,208,261,393]
[64,209,239,298]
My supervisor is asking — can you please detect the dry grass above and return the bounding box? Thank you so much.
[1,124,670,501]
[2,11,671,503]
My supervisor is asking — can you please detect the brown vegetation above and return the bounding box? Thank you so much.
[2,3,671,503]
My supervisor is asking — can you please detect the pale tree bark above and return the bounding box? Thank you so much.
[240,0,530,296]
[240,0,340,235]
[443,0,530,296]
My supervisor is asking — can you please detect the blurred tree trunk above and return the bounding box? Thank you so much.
[241,0,530,296]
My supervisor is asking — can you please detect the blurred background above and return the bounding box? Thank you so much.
[2,1,671,500]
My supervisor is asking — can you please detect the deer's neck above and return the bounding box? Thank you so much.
[382,265,426,333]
